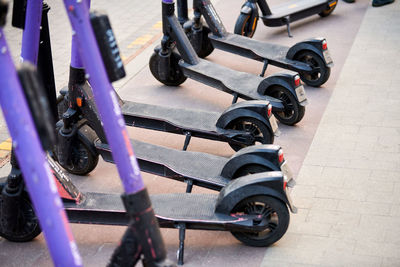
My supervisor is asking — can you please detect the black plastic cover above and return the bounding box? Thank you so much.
[0,0,8,27]
[90,11,126,83]
[17,63,56,150]
[11,0,26,29]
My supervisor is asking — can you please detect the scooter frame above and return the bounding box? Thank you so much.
[236,0,338,37]
[151,0,308,125]
[177,0,334,87]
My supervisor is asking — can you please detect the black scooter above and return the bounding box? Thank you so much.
[0,2,297,264]
[178,0,333,87]
[235,0,337,37]
[150,0,308,126]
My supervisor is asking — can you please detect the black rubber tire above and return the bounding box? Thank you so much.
[234,13,258,38]
[294,50,331,87]
[233,164,273,179]
[149,51,187,86]
[193,26,214,58]
[318,3,337,17]
[226,117,274,151]
[268,86,305,126]
[0,194,41,242]
[59,126,99,176]
[230,195,289,247]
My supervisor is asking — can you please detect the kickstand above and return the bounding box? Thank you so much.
[182,132,192,151]
[283,16,293,37]
[260,59,269,77]
[177,223,186,265]
[232,93,238,104]
[185,179,194,193]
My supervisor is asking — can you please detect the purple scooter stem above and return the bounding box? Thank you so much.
[0,28,82,267]
[20,0,43,64]
[63,0,144,194]
[70,0,90,69]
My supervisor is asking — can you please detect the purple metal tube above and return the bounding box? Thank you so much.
[20,0,43,64]
[0,28,82,267]
[70,0,91,68]
[62,0,144,194]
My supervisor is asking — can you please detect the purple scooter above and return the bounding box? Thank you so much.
[0,1,172,266]
[0,1,81,266]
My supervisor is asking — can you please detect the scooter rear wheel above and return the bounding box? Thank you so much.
[231,195,289,247]
[234,13,258,38]
[0,194,41,242]
[319,2,337,17]
[149,51,187,86]
[294,50,331,87]
[226,117,274,151]
[268,86,305,125]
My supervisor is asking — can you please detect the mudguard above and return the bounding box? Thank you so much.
[215,100,273,134]
[240,1,258,16]
[215,171,294,213]
[220,144,281,179]
[286,38,334,68]
[257,71,308,106]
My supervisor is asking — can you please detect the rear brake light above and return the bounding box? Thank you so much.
[278,149,284,164]
[294,75,301,87]
[283,175,288,190]
[267,104,272,117]
[322,40,328,50]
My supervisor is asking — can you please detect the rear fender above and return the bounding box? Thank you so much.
[287,38,333,67]
[215,172,291,213]
[216,100,273,133]
[258,72,308,106]
[221,144,281,179]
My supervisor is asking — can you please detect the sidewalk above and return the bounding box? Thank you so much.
[261,2,400,266]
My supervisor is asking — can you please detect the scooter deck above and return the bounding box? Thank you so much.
[65,192,244,228]
[264,0,328,20]
[95,139,231,190]
[121,101,221,133]
[180,59,265,101]
[209,33,312,72]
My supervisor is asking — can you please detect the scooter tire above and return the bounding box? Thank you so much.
[195,26,214,59]
[149,51,187,86]
[226,117,274,151]
[268,86,305,126]
[231,195,289,247]
[234,13,258,38]
[294,50,331,87]
[0,194,41,242]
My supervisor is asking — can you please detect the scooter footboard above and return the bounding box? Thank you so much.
[220,144,282,179]
[215,171,294,213]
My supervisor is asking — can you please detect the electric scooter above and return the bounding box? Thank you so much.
[150,0,308,126]
[177,0,334,87]
[12,0,279,156]
[235,0,338,37]
[0,2,172,266]
[2,1,297,265]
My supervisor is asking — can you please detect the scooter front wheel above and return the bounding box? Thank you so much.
[230,195,289,247]
[294,50,331,87]
[0,194,41,242]
[234,13,258,38]
[226,117,274,151]
[58,125,100,176]
[268,86,305,126]
[149,51,187,86]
